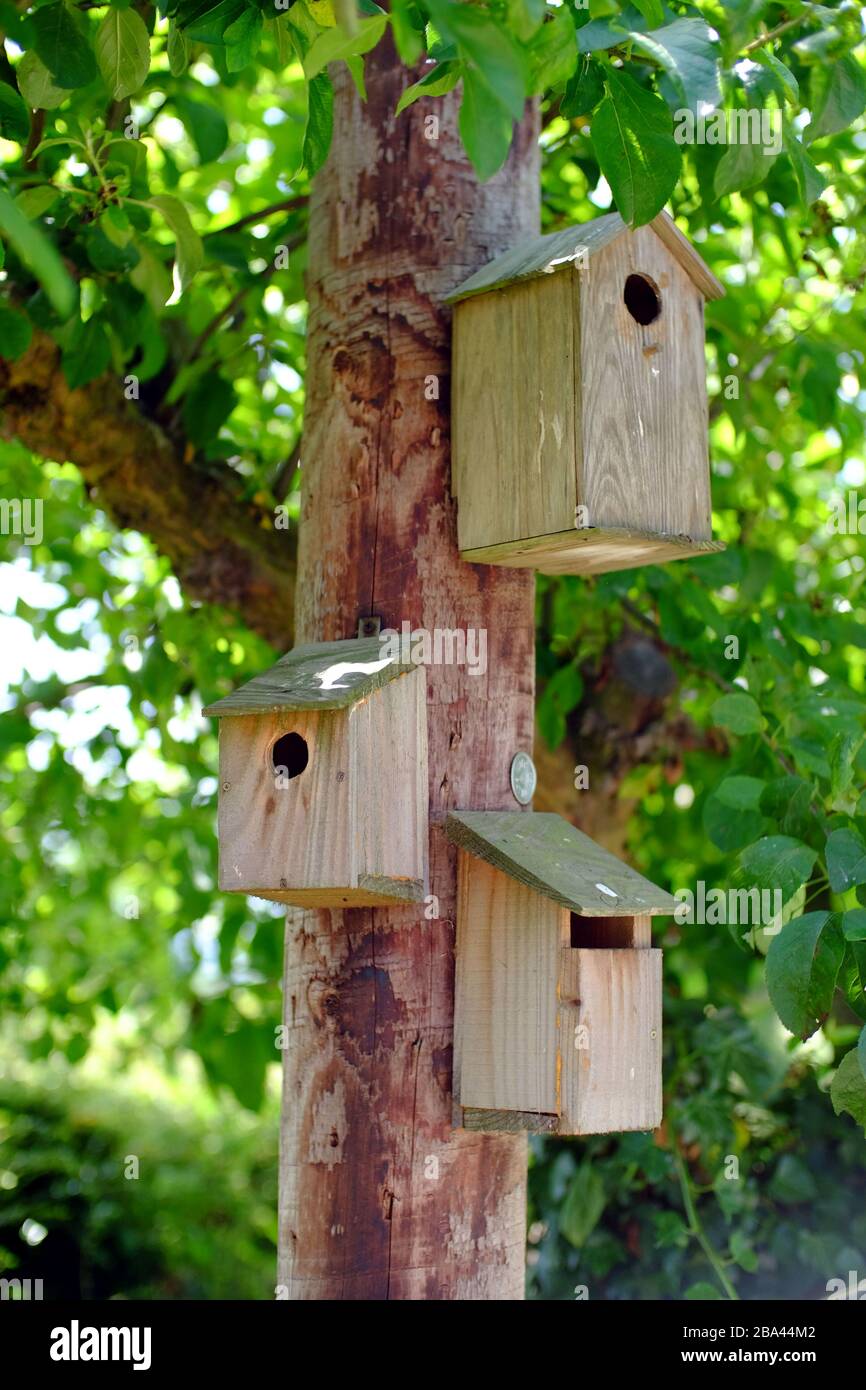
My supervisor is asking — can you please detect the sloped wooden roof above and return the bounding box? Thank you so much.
[445,210,724,305]
[446,811,677,917]
[203,637,417,716]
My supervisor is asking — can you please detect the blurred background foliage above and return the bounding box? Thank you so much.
[1,0,866,1299]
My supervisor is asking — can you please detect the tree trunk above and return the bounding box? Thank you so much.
[277,46,540,1299]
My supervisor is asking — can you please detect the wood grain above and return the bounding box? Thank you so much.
[204,636,415,717]
[455,854,562,1115]
[446,810,677,916]
[452,272,576,551]
[217,669,427,906]
[460,527,723,575]
[560,947,663,1135]
[446,209,724,305]
[579,224,713,541]
[278,40,539,1301]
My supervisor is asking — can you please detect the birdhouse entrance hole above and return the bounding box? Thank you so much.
[623,273,661,326]
[271,732,309,780]
[570,913,646,949]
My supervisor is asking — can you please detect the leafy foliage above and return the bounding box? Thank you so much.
[0,0,865,1299]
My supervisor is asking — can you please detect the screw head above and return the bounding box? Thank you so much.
[222,782,230,792]
[509,752,536,806]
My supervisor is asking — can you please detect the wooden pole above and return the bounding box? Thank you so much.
[277,43,540,1300]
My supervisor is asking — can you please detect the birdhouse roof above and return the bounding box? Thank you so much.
[202,637,417,716]
[445,210,724,306]
[446,811,677,917]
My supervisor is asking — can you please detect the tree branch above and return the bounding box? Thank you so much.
[0,333,295,650]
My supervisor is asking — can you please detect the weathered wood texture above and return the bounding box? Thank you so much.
[204,637,415,716]
[217,668,427,906]
[277,44,539,1299]
[452,846,663,1135]
[446,810,678,916]
[560,947,663,1135]
[579,225,713,542]
[455,855,561,1115]
[451,217,722,573]
[446,210,725,305]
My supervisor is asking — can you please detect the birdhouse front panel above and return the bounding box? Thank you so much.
[447,811,673,1137]
[448,211,725,577]
[204,638,428,908]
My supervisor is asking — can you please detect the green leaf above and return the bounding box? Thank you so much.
[301,70,334,177]
[224,7,264,73]
[0,304,33,361]
[685,1282,722,1300]
[16,51,67,111]
[459,65,513,182]
[765,911,844,1039]
[182,370,237,445]
[559,1163,605,1248]
[714,122,779,198]
[756,51,799,105]
[629,17,721,115]
[590,70,680,227]
[715,776,765,811]
[859,1026,866,1083]
[395,61,462,117]
[710,692,765,735]
[806,54,866,144]
[826,827,866,893]
[703,791,764,852]
[729,1229,758,1272]
[95,8,151,100]
[738,835,818,902]
[303,6,386,79]
[0,187,76,318]
[62,316,111,389]
[176,97,229,164]
[830,731,863,804]
[32,3,99,91]
[831,1047,866,1131]
[167,20,189,77]
[561,56,605,118]
[783,123,825,206]
[146,194,203,298]
[428,0,526,122]
[842,909,866,942]
[15,186,59,220]
[391,0,425,66]
[0,82,31,144]
[524,8,577,96]
[631,0,664,28]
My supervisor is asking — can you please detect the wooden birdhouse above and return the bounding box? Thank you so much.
[203,637,428,908]
[446,211,726,576]
[447,811,676,1136]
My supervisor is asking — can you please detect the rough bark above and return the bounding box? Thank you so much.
[0,333,294,647]
[277,48,540,1299]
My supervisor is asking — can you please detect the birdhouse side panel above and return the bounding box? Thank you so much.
[559,946,662,1135]
[578,227,712,542]
[455,854,562,1116]
[217,710,354,901]
[452,274,577,553]
[348,669,427,901]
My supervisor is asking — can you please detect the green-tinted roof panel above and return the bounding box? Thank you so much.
[446,810,677,917]
[202,637,417,716]
[445,210,724,305]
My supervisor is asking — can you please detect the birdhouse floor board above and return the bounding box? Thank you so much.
[461,527,724,576]
[240,878,425,908]
[461,1109,560,1134]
